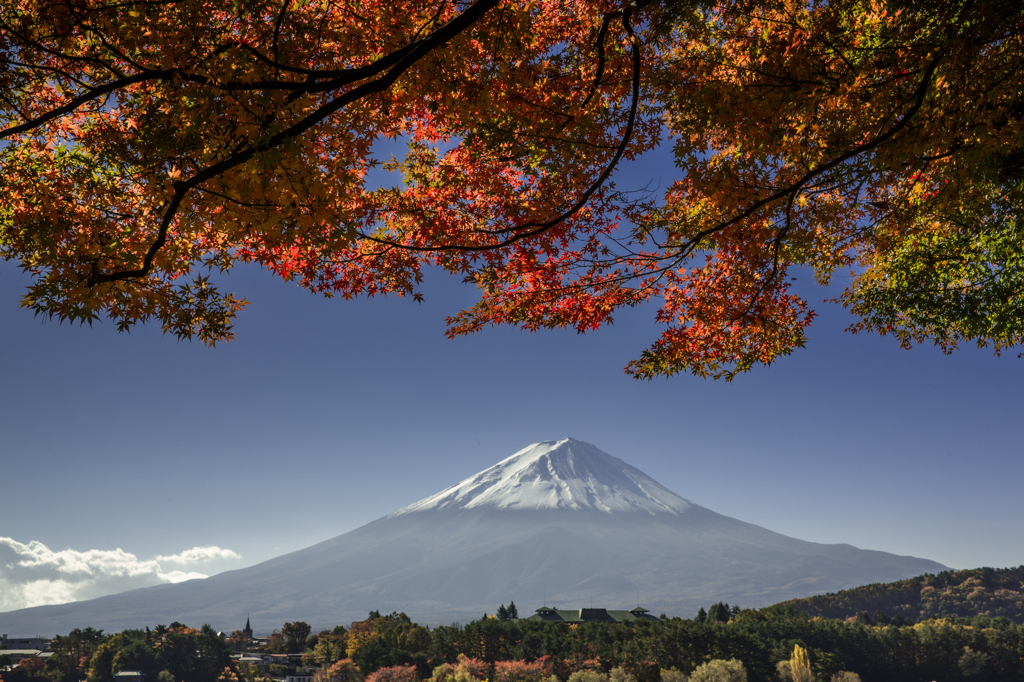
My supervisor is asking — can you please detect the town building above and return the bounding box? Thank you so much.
[1,635,50,651]
[114,672,147,682]
[525,606,658,622]
[0,649,52,666]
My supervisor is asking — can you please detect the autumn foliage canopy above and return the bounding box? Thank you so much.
[1,0,1022,378]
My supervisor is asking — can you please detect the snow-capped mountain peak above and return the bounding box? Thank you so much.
[393,438,693,515]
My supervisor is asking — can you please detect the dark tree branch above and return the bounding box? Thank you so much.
[355,0,649,254]
[666,45,948,263]
[0,71,167,139]
[86,0,505,286]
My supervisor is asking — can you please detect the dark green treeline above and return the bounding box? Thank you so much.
[430,607,1024,682]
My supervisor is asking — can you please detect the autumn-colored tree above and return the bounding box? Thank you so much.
[0,0,652,340]
[430,655,490,682]
[312,630,349,667]
[227,631,249,655]
[234,662,264,682]
[829,673,860,682]
[635,0,1024,378]
[608,668,638,682]
[3,0,1022,378]
[660,670,688,682]
[567,672,608,682]
[688,660,746,682]
[315,659,364,682]
[87,641,119,682]
[345,621,378,660]
[492,659,551,682]
[365,665,420,682]
[16,659,45,677]
[218,668,241,682]
[267,632,285,655]
[788,646,811,682]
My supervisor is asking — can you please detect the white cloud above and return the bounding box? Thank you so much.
[0,537,241,612]
[160,570,210,583]
[156,546,241,563]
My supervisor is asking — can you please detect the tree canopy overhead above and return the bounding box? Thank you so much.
[2,0,1022,379]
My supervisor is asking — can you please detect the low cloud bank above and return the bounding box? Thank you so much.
[0,537,240,612]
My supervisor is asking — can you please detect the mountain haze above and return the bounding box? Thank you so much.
[0,439,945,634]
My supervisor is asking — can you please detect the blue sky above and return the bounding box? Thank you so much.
[2,147,1023,616]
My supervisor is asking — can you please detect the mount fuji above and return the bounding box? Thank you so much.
[0,439,944,633]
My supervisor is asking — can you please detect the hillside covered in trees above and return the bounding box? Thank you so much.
[778,566,1024,624]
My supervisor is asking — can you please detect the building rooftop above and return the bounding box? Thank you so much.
[525,606,658,623]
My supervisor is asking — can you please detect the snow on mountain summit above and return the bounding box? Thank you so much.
[393,438,694,515]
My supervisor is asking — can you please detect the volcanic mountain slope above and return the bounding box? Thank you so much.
[0,439,945,633]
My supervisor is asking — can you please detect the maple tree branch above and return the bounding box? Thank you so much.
[193,187,280,209]
[579,8,623,112]
[666,44,949,262]
[728,196,795,327]
[230,1,457,89]
[86,0,505,287]
[273,0,291,64]
[230,41,422,86]
[0,71,165,139]
[356,0,648,254]
[0,12,126,79]
[2,2,467,144]
[87,189,184,286]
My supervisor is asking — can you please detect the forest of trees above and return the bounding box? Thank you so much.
[1,624,232,682]
[4,605,1024,682]
[425,607,1024,682]
[779,566,1024,624]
